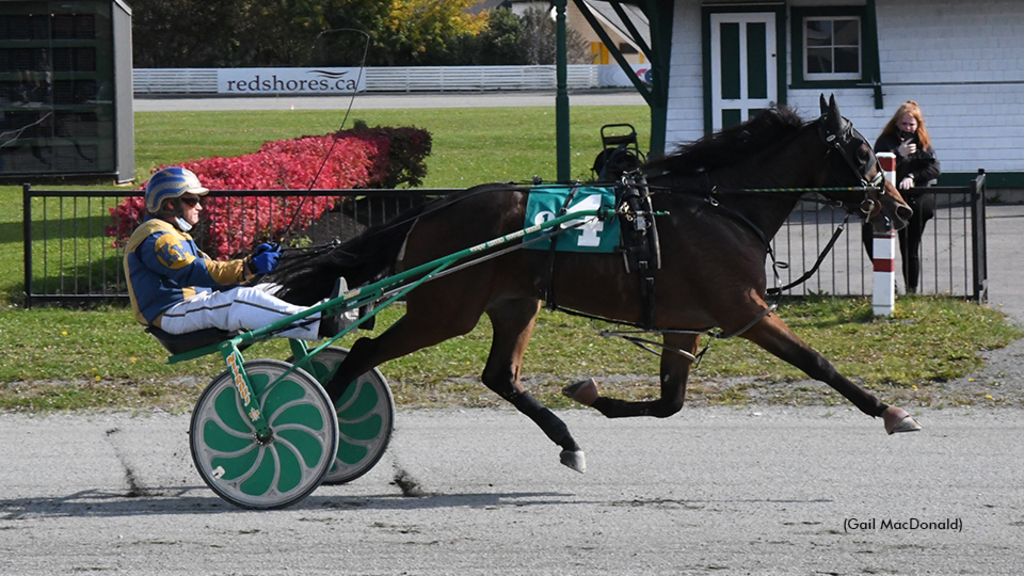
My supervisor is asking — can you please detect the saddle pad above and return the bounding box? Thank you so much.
[524,186,620,253]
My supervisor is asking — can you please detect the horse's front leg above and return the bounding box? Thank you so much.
[563,333,700,418]
[741,311,922,434]
[482,298,586,473]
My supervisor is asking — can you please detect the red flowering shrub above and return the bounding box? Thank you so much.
[108,126,431,259]
[339,123,433,188]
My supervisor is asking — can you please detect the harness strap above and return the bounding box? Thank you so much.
[819,118,887,193]
[606,332,699,362]
[616,173,661,329]
[767,212,851,296]
[544,183,582,312]
[700,172,852,296]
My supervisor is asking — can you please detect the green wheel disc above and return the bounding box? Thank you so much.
[190,359,339,509]
[289,347,394,485]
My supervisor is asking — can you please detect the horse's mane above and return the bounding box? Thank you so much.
[644,106,807,176]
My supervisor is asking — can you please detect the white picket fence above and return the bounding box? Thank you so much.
[133,65,609,95]
[133,69,219,95]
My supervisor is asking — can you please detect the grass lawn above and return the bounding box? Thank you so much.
[1,103,1020,412]
[131,106,653,185]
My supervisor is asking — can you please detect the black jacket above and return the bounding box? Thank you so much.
[874,132,941,186]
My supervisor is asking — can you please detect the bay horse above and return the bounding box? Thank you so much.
[269,95,922,474]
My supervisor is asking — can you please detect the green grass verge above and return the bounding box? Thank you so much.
[1,104,1021,413]
[0,295,1018,412]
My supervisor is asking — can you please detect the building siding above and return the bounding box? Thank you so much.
[665,1,706,148]
[664,0,1024,180]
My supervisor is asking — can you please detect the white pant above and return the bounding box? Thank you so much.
[159,285,322,340]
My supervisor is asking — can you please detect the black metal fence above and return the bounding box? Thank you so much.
[771,172,987,302]
[22,187,456,307]
[22,175,987,307]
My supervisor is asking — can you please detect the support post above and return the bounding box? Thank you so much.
[555,0,571,182]
[23,183,33,308]
[647,0,673,158]
[873,152,897,316]
[971,169,988,303]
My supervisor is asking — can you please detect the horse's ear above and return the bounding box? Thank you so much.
[828,94,841,121]
[819,93,843,136]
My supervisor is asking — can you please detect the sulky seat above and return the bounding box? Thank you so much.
[145,325,242,356]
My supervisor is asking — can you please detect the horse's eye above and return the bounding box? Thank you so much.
[857,146,872,165]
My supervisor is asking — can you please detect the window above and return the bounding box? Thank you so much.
[804,16,861,80]
[790,6,878,90]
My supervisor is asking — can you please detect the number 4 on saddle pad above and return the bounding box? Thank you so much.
[524,186,621,253]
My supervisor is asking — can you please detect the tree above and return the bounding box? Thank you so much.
[367,0,488,66]
[131,0,249,67]
[312,1,393,66]
[131,0,387,68]
[474,7,525,65]
[129,1,590,68]
[231,0,327,66]
[518,7,590,65]
[429,7,591,66]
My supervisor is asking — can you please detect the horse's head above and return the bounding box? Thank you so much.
[816,94,912,232]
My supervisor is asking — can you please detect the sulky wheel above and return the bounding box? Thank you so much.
[190,359,339,510]
[289,347,394,485]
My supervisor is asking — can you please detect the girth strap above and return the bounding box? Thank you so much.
[544,183,581,311]
[616,173,661,329]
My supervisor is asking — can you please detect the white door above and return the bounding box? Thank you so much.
[710,13,777,131]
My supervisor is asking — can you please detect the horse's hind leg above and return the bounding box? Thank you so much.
[741,312,921,434]
[482,298,587,473]
[563,333,700,419]
[323,303,482,404]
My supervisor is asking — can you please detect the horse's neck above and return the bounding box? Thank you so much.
[708,129,825,241]
[722,191,800,243]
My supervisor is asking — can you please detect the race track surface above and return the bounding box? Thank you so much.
[2,407,1021,575]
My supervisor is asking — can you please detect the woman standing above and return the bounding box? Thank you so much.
[864,101,941,293]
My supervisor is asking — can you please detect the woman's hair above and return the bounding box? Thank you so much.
[881,100,932,150]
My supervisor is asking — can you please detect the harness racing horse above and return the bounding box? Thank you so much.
[269,95,922,474]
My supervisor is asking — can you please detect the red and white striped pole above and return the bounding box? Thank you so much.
[873,152,897,316]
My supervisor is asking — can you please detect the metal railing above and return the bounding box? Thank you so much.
[23,175,987,307]
[771,171,987,302]
[22,187,456,307]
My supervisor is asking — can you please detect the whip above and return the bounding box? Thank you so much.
[277,28,371,243]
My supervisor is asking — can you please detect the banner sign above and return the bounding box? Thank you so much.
[217,68,366,95]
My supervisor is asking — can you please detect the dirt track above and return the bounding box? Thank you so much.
[2,407,1022,575]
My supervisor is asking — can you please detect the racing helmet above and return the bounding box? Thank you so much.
[144,167,209,217]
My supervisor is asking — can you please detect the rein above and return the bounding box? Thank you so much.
[768,211,851,295]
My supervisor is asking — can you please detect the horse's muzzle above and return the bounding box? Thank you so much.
[868,201,912,233]
[893,203,913,231]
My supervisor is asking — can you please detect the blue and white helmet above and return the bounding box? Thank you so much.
[144,167,209,216]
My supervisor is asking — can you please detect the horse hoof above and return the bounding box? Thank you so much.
[882,406,922,435]
[562,379,599,406]
[560,449,586,474]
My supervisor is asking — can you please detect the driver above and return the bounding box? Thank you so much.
[124,166,352,340]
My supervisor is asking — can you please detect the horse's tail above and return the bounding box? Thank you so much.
[267,202,429,306]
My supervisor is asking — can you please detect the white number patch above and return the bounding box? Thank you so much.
[532,193,605,248]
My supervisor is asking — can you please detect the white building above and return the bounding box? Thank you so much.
[654,0,1023,188]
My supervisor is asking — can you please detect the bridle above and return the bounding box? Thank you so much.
[818,117,889,224]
